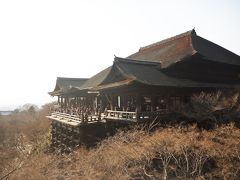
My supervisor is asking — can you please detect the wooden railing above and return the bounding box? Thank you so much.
[47,112,100,126]
[47,109,169,125]
[105,110,137,122]
[105,109,169,122]
[47,112,81,126]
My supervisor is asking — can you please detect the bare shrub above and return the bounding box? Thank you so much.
[0,103,52,179]
[176,90,240,129]
[1,96,240,179]
[1,124,239,179]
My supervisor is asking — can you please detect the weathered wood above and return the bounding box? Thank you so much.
[105,110,137,122]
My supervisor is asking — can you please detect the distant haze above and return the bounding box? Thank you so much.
[0,111,13,116]
[0,106,16,111]
[0,0,240,111]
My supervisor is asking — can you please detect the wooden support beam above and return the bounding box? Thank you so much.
[151,96,156,112]
[110,94,114,110]
[60,97,63,108]
[135,94,141,121]
[122,95,127,111]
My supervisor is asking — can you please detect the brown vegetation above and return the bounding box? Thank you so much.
[2,124,239,180]
[0,92,240,179]
[0,104,51,179]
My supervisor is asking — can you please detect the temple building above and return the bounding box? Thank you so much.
[47,30,240,141]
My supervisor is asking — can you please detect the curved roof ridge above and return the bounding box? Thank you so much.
[139,29,195,52]
[57,77,89,81]
[114,56,159,66]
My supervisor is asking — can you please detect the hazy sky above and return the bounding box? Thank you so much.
[0,0,240,110]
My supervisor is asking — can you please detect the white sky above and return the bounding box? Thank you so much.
[0,0,240,110]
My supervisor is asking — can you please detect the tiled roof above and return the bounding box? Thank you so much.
[93,57,240,90]
[128,29,240,67]
[49,77,89,96]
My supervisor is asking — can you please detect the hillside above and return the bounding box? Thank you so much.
[0,92,240,179]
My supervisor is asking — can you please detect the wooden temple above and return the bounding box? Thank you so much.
[47,29,240,148]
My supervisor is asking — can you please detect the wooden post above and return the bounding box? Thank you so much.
[122,95,126,111]
[110,95,114,110]
[117,96,121,109]
[151,96,156,112]
[135,94,141,121]
[74,97,77,107]
[60,97,63,108]
[67,97,69,107]
[166,94,170,111]
[95,96,97,109]
[64,97,67,108]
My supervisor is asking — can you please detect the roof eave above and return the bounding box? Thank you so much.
[92,79,134,91]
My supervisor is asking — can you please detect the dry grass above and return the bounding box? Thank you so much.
[0,92,240,179]
[0,104,51,179]
[77,124,240,179]
[3,124,239,180]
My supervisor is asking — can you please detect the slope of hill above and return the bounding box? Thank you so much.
[0,92,240,179]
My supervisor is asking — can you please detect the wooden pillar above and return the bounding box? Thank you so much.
[60,97,63,108]
[64,97,67,108]
[77,97,80,107]
[110,96,113,110]
[151,96,156,112]
[135,94,141,120]
[117,96,121,109]
[122,95,127,111]
[86,96,89,107]
[95,96,98,109]
[166,94,170,111]
[67,97,70,107]
[74,97,77,107]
